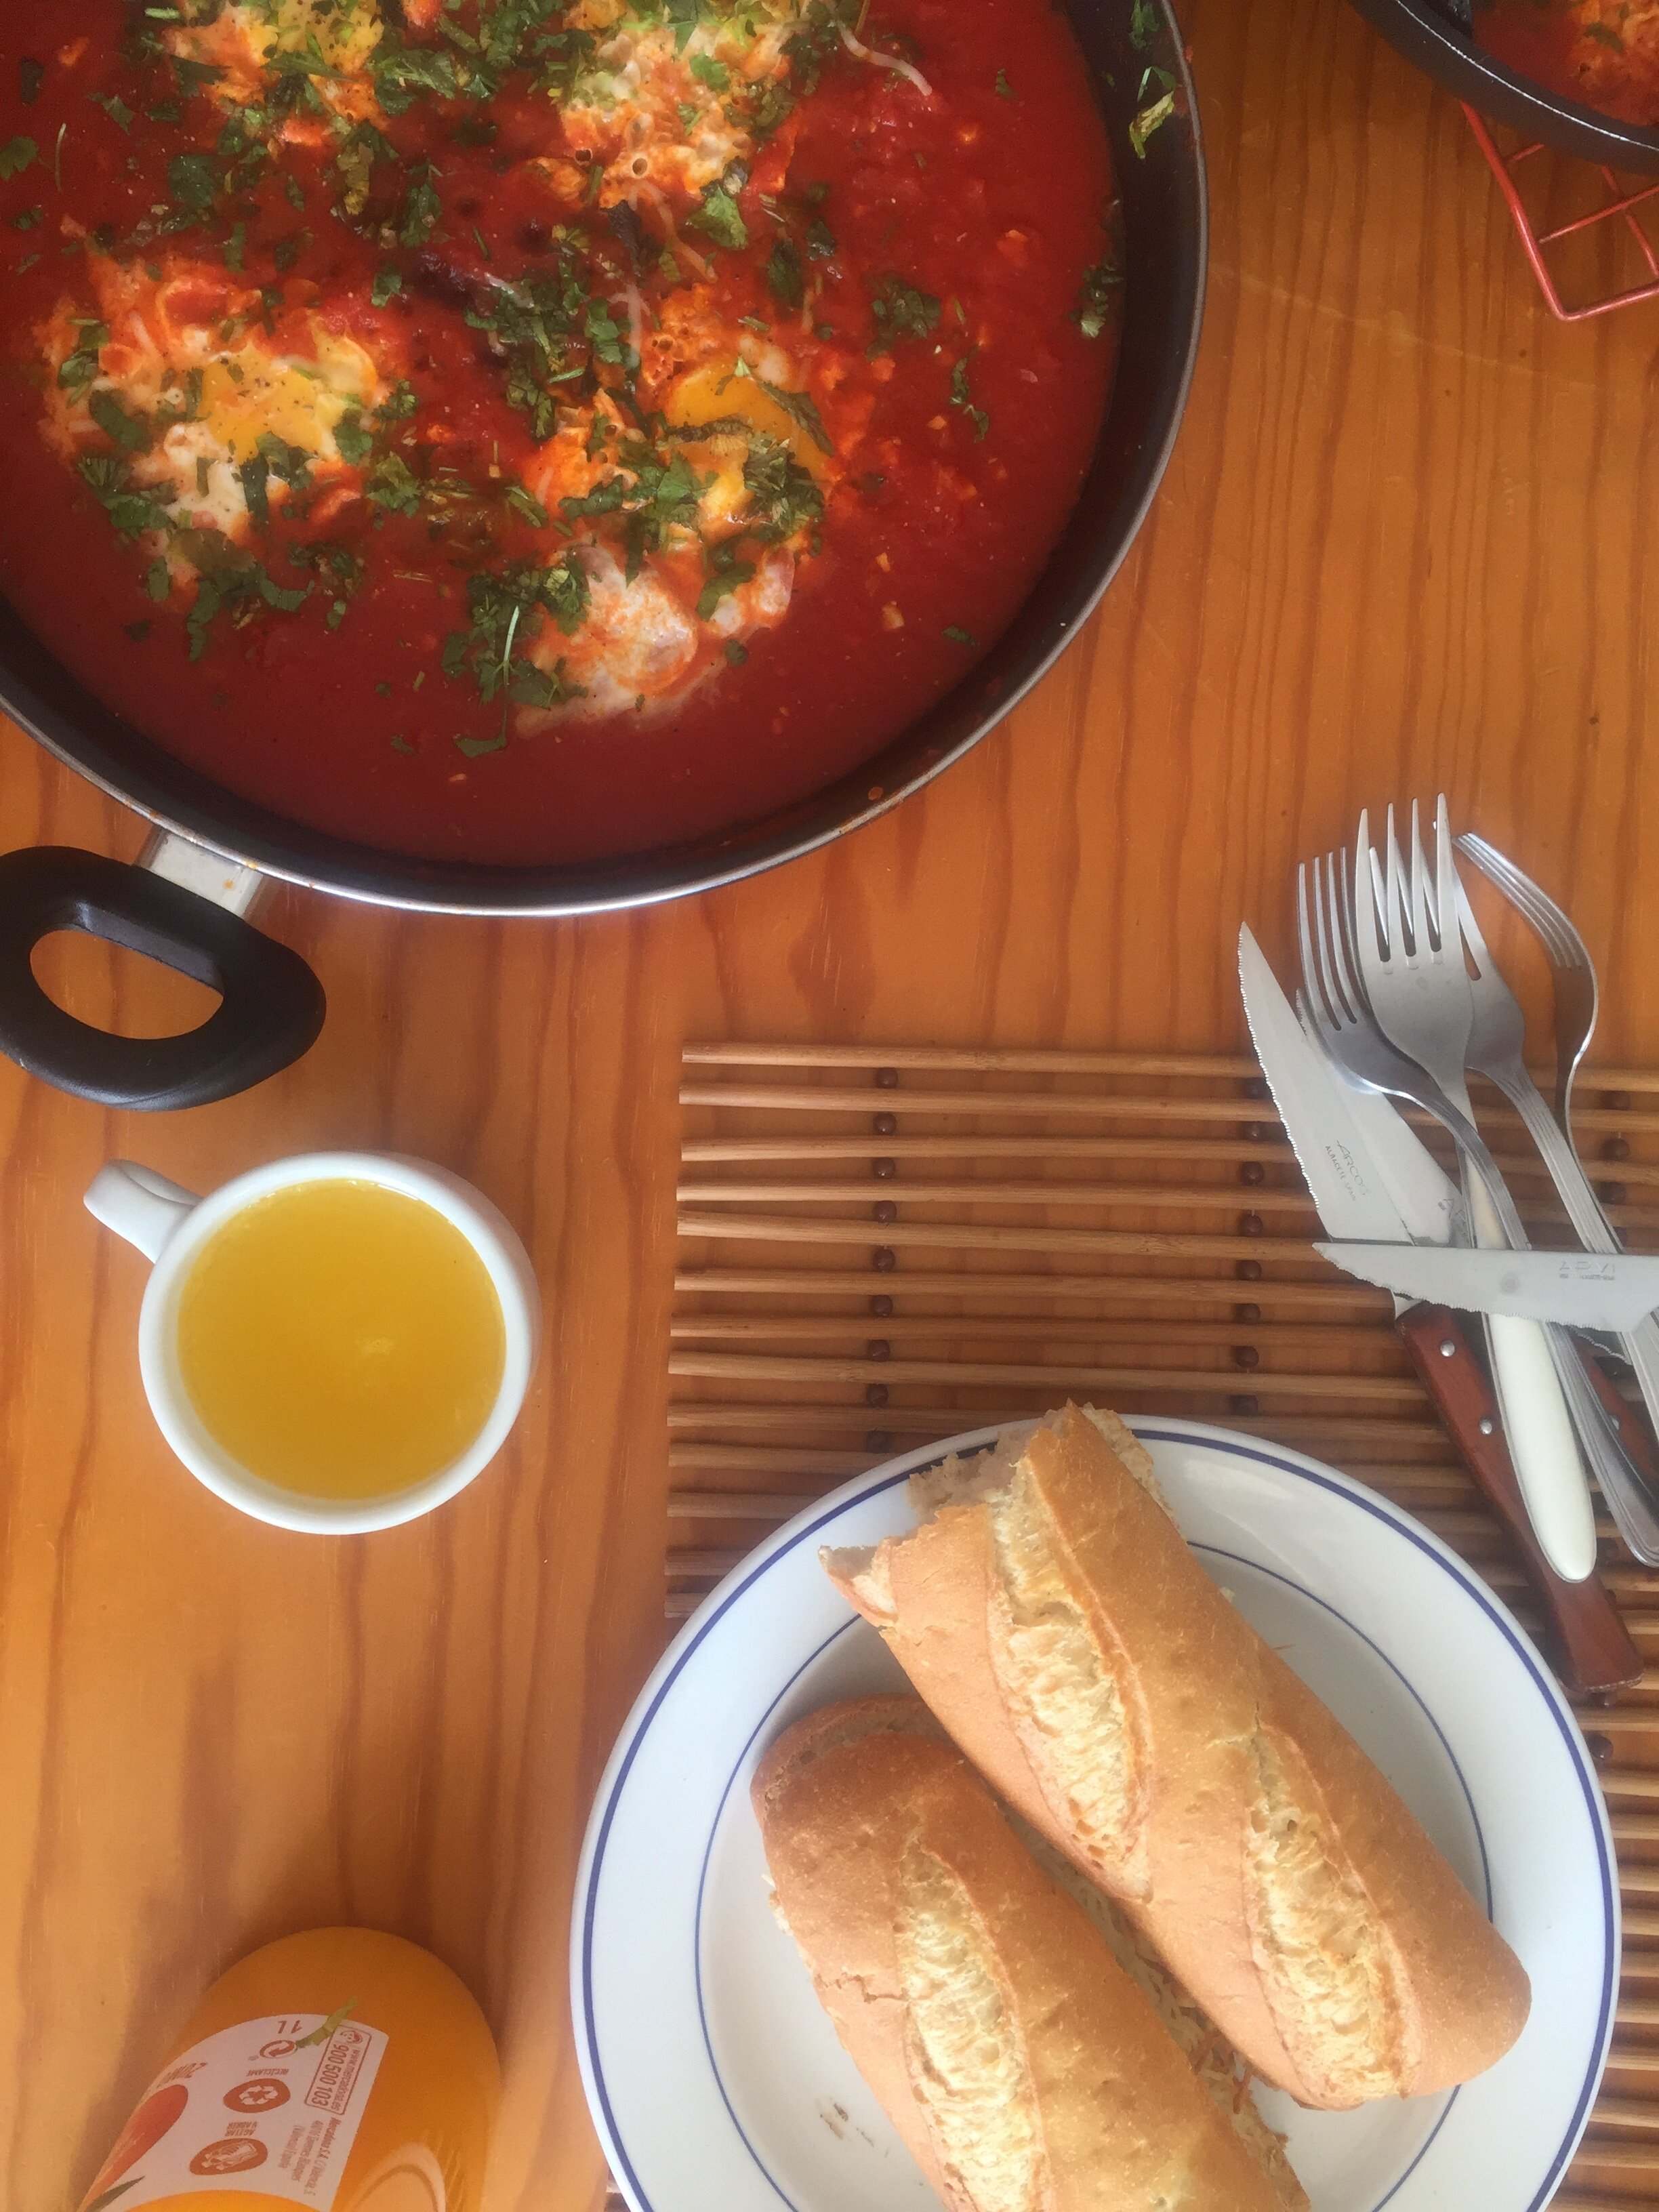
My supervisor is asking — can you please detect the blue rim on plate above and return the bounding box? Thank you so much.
[574,1420,1618,2212]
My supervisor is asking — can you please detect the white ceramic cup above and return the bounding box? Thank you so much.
[85,1151,541,1536]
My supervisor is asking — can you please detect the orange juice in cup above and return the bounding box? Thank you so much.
[84,1153,539,1534]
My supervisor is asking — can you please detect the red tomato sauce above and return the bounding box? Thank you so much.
[1475,1,1659,126]
[0,0,1117,867]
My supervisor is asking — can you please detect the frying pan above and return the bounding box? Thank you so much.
[1349,0,1659,170]
[0,0,1207,1111]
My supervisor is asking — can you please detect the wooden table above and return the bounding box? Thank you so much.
[6,0,1659,2203]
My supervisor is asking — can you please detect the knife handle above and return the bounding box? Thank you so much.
[1397,1304,1641,1693]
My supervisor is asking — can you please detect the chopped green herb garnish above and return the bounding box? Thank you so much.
[943,625,977,647]
[867,274,940,354]
[19,60,44,108]
[371,265,403,306]
[724,638,748,667]
[506,483,550,527]
[949,354,989,441]
[58,320,109,393]
[89,390,150,453]
[697,538,754,619]
[994,67,1014,98]
[334,408,373,465]
[0,136,39,182]
[1129,0,1160,47]
[766,238,804,308]
[731,358,835,454]
[1129,87,1176,157]
[168,150,220,211]
[77,455,171,537]
[687,184,748,251]
[91,92,135,132]
[365,452,423,516]
[1073,253,1120,339]
[443,557,591,734]
[689,52,730,91]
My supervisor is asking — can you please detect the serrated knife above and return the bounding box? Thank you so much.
[1239,928,1639,1686]
[1313,1245,1659,1330]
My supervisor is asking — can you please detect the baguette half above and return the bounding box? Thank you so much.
[752,1696,1307,2212]
[822,1404,1531,2110]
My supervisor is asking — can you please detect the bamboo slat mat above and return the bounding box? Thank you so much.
[666,1043,1659,2209]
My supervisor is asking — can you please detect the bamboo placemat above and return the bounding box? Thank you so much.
[667,1043,1659,2209]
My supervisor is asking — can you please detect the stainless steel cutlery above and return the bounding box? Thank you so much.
[1244,796,1659,1591]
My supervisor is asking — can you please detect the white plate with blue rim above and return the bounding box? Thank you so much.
[573,1418,1617,2212]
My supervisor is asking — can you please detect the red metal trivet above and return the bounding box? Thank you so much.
[1464,102,1659,318]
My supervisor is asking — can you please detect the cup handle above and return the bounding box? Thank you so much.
[86,1161,201,1263]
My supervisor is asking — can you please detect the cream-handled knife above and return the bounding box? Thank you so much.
[1240,926,1601,1586]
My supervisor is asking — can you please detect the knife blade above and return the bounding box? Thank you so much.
[1238,928,1626,1654]
[1239,927,1474,1246]
[1314,1244,1659,1331]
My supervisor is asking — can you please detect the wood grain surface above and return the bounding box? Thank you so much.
[5,0,1659,2205]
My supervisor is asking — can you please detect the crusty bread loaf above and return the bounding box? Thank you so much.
[752,1696,1308,2212]
[822,1404,1531,2110]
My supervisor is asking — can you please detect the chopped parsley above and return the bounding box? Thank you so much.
[77,456,171,539]
[766,239,804,309]
[1074,255,1120,339]
[365,452,424,517]
[687,183,748,252]
[167,150,220,213]
[173,528,310,661]
[949,354,989,441]
[994,68,1014,98]
[443,556,591,735]
[58,320,109,394]
[868,275,940,354]
[1129,85,1176,158]
[742,434,824,540]
[89,390,151,454]
[731,359,835,454]
[371,265,403,306]
[90,91,135,132]
[943,625,977,647]
[697,538,755,620]
[0,136,38,181]
[1129,0,1160,47]
[689,52,731,91]
[506,482,550,527]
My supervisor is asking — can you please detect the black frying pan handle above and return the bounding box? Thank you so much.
[0,845,325,1109]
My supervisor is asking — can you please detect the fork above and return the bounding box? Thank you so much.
[1303,802,1598,1580]
[1446,853,1659,1536]
[1354,798,1659,1565]
[1454,834,1612,1239]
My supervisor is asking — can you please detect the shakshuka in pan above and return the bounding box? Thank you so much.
[0,0,1121,865]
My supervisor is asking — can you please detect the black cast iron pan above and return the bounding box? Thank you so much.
[1349,0,1659,171]
[0,0,1207,1110]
